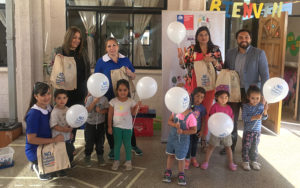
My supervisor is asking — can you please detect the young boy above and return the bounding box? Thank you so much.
[84,95,109,167]
[50,89,74,176]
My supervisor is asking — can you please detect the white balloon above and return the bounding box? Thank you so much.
[87,73,109,97]
[208,113,233,137]
[263,77,289,104]
[164,87,190,114]
[167,22,186,45]
[136,77,158,100]
[66,105,88,128]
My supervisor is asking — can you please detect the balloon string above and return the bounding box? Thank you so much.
[96,107,98,128]
[132,104,140,128]
[176,118,181,143]
[251,120,258,131]
[251,112,264,130]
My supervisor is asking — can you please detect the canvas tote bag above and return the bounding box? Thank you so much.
[193,60,216,91]
[37,142,70,174]
[111,66,137,98]
[216,69,241,102]
[50,55,77,90]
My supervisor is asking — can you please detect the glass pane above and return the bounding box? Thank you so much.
[67,0,165,7]
[102,0,130,7]
[0,0,5,4]
[67,10,99,67]
[99,13,132,60]
[67,10,89,46]
[67,0,100,6]
[133,14,161,68]
[0,9,6,67]
[67,0,131,7]
[134,0,164,8]
[141,30,150,45]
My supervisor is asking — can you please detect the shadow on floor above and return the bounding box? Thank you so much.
[0,126,297,188]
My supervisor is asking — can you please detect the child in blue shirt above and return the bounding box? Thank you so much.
[242,85,268,171]
[25,82,64,180]
[185,87,206,169]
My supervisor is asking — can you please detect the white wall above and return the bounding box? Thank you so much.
[13,0,65,129]
[134,70,163,117]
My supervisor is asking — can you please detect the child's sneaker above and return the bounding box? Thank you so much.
[111,160,120,171]
[177,173,186,186]
[132,146,143,156]
[191,157,199,168]
[97,155,106,167]
[124,160,133,171]
[228,162,237,171]
[251,161,261,170]
[108,150,114,160]
[162,169,172,183]
[200,162,209,170]
[242,162,251,171]
[184,159,190,170]
[31,164,53,181]
[84,156,92,168]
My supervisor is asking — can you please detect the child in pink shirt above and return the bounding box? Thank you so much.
[163,108,197,186]
[200,85,237,171]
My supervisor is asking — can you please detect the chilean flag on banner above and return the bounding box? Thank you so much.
[177,15,194,30]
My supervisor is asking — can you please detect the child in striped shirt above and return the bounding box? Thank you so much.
[242,85,268,171]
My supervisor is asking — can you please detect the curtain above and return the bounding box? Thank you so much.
[73,0,115,67]
[124,0,159,67]
[0,9,5,28]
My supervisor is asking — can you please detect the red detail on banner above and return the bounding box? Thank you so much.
[184,15,194,30]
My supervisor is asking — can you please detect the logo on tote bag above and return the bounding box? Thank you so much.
[201,75,210,86]
[56,72,65,85]
[42,151,55,167]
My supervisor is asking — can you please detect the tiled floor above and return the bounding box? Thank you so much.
[0,120,299,188]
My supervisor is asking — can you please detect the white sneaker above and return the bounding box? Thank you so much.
[111,160,120,171]
[242,162,251,171]
[124,160,133,171]
[251,161,261,170]
[31,164,53,180]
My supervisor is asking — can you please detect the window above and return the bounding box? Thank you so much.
[0,2,6,67]
[67,0,166,8]
[66,0,166,69]
[141,30,150,45]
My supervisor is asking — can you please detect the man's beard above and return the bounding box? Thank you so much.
[238,41,250,49]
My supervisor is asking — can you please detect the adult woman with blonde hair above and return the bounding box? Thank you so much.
[94,37,142,161]
[53,26,91,147]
